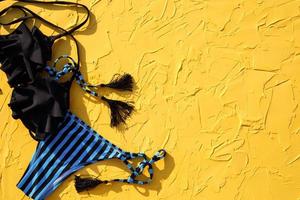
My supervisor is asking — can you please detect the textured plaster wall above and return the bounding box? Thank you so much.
[0,0,300,199]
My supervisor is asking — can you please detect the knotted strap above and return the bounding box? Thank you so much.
[118,149,166,184]
[45,56,135,127]
[74,149,167,192]
[44,57,119,98]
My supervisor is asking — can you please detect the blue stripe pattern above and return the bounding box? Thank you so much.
[17,112,166,200]
[45,64,99,98]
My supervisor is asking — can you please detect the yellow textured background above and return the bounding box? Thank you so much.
[1,0,300,199]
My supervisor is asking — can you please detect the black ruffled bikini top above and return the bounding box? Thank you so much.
[0,0,135,141]
[0,21,53,87]
[0,1,90,140]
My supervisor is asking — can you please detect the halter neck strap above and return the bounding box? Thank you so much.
[0,0,90,39]
[0,0,91,73]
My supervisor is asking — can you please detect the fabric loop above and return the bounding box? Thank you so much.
[149,149,166,164]
[53,55,77,69]
[117,149,166,185]
[0,5,33,26]
[2,0,90,39]
[45,61,102,98]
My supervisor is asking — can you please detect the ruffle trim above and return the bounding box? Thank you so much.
[0,22,53,87]
[8,77,69,140]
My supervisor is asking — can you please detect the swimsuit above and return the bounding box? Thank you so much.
[17,111,166,200]
[0,0,133,140]
[0,1,89,140]
[0,1,167,199]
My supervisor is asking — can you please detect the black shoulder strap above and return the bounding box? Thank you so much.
[0,0,90,40]
[14,0,90,40]
[0,0,91,78]
[0,5,33,25]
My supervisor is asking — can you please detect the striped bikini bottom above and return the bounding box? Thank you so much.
[17,112,166,200]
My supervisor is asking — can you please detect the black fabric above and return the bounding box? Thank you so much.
[0,20,68,140]
[0,0,135,140]
[8,77,69,140]
[0,21,53,87]
[0,0,90,87]
[0,1,90,140]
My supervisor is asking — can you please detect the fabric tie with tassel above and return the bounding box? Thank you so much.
[90,73,134,91]
[74,176,108,192]
[45,55,135,127]
[74,149,166,192]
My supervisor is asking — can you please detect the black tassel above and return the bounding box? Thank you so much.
[75,175,108,192]
[100,73,134,91]
[101,96,134,127]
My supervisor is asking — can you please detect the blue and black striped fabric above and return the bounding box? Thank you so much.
[45,61,101,98]
[17,112,166,200]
